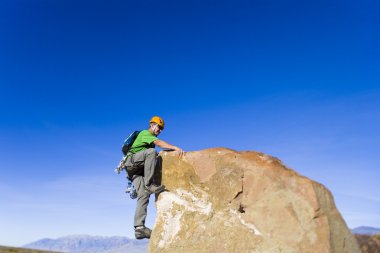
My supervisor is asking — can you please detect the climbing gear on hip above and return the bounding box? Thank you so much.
[115,156,138,199]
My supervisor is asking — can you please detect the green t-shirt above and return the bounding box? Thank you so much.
[129,130,158,154]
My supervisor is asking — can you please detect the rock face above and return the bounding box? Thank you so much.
[149,148,360,253]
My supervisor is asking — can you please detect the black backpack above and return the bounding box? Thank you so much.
[122,130,140,155]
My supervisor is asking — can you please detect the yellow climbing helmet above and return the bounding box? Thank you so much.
[149,116,165,129]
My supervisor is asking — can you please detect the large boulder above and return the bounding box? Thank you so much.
[149,148,360,253]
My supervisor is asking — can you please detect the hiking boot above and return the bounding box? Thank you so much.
[135,226,152,239]
[145,184,165,194]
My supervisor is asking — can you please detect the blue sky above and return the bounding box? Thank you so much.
[1,0,379,246]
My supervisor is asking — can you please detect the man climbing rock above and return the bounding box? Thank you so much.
[125,116,185,239]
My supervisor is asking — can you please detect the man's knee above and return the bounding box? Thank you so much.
[145,148,157,156]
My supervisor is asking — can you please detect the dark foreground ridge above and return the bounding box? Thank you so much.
[354,234,380,253]
[0,245,62,253]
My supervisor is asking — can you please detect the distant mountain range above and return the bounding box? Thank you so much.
[352,226,380,235]
[23,235,148,253]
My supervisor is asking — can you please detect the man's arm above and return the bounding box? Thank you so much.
[154,139,185,157]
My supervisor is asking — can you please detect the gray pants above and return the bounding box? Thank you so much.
[131,176,150,227]
[125,148,158,227]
